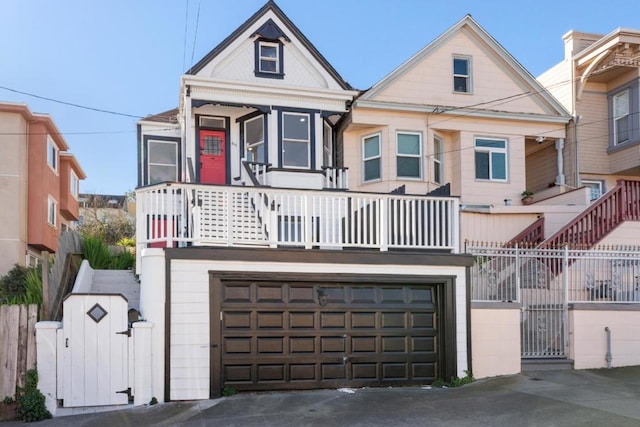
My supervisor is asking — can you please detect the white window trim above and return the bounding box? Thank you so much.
[147,140,178,185]
[433,135,444,184]
[396,131,423,180]
[244,115,265,163]
[282,112,311,169]
[47,196,57,228]
[613,89,630,145]
[258,41,280,74]
[47,136,59,174]
[453,55,472,94]
[323,121,333,167]
[362,132,382,183]
[70,170,79,199]
[581,179,604,201]
[474,137,508,182]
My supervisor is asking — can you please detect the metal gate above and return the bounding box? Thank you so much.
[469,245,568,358]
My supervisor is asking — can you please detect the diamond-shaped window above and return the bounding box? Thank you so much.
[87,303,108,323]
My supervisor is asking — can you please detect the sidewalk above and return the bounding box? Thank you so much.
[6,366,640,426]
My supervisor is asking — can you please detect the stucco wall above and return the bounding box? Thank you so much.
[471,305,521,379]
[570,307,640,369]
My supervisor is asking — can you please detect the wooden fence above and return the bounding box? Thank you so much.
[0,304,37,399]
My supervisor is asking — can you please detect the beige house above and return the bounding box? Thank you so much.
[342,15,578,244]
[538,27,640,199]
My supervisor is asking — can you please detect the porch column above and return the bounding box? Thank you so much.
[555,138,565,185]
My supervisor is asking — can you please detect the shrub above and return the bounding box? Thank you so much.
[0,264,42,306]
[15,369,52,422]
[82,236,113,269]
[110,250,135,270]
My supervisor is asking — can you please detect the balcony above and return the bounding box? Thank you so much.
[136,183,460,269]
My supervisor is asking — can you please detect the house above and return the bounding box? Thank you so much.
[133,1,471,403]
[0,102,86,276]
[538,27,640,201]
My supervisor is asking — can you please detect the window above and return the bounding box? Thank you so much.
[582,180,604,201]
[199,116,225,129]
[323,121,332,166]
[613,89,630,145]
[70,171,79,199]
[148,140,178,184]
[363,133,381,182]
[433,136,443,184]
[47,196,57,227]
[396,132,422,179]
[475,138,507,181]
[282,112,310,168]
[245,116,265,163]
[255,40,283,78]
[47,136,58,172]
[453,56,471,93]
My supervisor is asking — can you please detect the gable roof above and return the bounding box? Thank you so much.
[141,108,179,124]
[186,0,352,90]
[361,15,570,118]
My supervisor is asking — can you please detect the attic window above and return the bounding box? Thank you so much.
[453,56,472,93]
[255,40,284,79]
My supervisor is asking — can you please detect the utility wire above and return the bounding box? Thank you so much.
[0,85,144,119]
[182,0,190,72]
[190,0,202,67]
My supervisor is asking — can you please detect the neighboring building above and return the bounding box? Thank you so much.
[136,1,471,402]
[538,27,640,199]
[0,102,86,275]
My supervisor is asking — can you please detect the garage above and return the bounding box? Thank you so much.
[210,276,455,395]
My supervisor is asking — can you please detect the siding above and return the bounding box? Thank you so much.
[371,29,555,116]
[461,212,539,243]
[525,143,558,193]
[577,88,610,175]
[537,61,573,112]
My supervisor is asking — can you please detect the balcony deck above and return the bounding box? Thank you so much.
[136,183,460,268]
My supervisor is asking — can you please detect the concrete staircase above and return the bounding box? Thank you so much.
[89,270,140,311]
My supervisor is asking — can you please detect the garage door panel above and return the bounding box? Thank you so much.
[257,312,284,328]
[217,281,443,392]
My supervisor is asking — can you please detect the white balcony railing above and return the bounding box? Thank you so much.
[136,182,460,266]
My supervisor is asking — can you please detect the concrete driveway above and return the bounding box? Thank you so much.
[8,366,640,426]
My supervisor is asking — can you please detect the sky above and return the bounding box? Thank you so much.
[1,0,637,195]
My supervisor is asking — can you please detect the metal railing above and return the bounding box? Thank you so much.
[469,243,640,304]
[136,182,459,256]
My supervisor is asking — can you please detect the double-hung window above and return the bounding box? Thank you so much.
[258,41,279,73]
[245,116,265,163]
[475,138,507,181]
[362,133,381,182]
[433,136,443,184]
[282,112,310,168]
[47,196,57,227]
[613,89,630,145]
[396,132,422,179]
[47,136,58,173]
[147,140,178,184]
[453,56,471,93]
[70,171,79,199]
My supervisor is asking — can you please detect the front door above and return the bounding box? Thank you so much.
[200,130,226,184]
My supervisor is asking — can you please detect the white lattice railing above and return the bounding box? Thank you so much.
[136,182,460,264]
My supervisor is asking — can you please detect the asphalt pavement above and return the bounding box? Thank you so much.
[7,366,640,426]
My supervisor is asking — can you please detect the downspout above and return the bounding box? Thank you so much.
[574,115,580,188]
[604,327,612,368]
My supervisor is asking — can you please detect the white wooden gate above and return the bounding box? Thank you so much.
[61,294,130,407]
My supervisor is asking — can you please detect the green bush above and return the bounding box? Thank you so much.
[116,237,136,247]
[15,369,51,422]
[82,236,113,269]
[110,250,135,270]
[0,264,42,306]
[221,386,238,397]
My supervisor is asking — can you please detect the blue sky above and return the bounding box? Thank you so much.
[1,0,636,195]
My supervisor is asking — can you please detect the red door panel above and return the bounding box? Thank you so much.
[200,130,226,184]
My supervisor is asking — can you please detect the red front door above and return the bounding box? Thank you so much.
[200,130,226,184]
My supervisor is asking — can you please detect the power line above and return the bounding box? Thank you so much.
[190,0,202,67]
[0,85,144,119]
[182,0,190,72]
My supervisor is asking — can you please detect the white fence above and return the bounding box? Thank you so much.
[136,183,459,268]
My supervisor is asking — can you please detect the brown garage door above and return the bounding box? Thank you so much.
[212,280,443,393]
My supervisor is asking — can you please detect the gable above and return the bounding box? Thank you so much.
[362,16,569,119]
[188,3,350,91]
